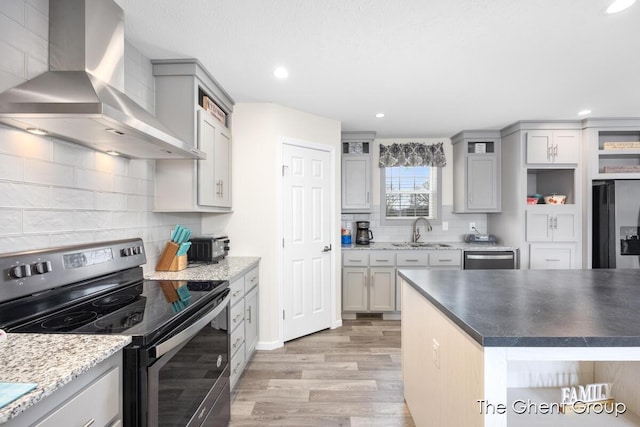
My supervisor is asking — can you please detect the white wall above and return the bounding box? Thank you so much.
[202,103,342,348]
[0,1,202,272]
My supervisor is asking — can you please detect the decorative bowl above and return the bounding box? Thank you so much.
[526,197,539,205]
[544,194,567,204]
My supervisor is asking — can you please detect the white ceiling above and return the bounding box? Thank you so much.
[114,0,640,138]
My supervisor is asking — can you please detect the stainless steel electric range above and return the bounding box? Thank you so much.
[0,238,230,427]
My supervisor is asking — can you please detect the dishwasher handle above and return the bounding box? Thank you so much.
[465,254,514,260]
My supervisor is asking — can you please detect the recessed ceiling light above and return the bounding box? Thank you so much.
[376,113,385,118]
[106,150,120,156]
[578,109,592,116]
[26,128,48,135]
[274,67,289,79]
[607,0,636,13]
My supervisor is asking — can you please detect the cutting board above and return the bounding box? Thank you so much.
[0,383,37,409]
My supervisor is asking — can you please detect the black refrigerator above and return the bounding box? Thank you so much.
[592,180,640,268]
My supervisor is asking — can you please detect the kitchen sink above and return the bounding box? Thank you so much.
[392,242,451,248]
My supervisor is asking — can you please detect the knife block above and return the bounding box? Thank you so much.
[155,242,187,271]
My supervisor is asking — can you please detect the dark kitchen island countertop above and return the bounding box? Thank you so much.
[398,268,640,347]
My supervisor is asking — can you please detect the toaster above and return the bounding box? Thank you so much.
[187,236,230,263]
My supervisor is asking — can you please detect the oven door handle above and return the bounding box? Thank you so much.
[155,294,230,358]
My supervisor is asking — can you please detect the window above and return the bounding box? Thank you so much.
[382,166,439,220]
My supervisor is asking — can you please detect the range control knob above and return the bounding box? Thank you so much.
[133,246,142,255]
[9,264,31,279]
[33,261,53,274]
[121,247,133,257]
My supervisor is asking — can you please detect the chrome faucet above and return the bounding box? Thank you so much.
[412,217,432,243]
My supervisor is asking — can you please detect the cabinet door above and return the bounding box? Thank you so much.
[342,267,368,311]
[369,267,395,312]
[467,155,498,210]
[197,110,219,207]
[553,211,577,241]
[530,244,575,269]
[526,131,553,164]
[214,126,232,207]
[552,130,580,164]
[342,155,371,211]
[197,110,232,208]
[245,287,258,357]
[525,210,552,241]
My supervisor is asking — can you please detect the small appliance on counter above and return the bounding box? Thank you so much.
[355,221,373,245]
[187,236,230,263]
[464,227,497,244]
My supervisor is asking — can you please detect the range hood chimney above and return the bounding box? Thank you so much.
[0,0,204,159]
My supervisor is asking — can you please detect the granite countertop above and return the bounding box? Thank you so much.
[0,334,131,424]
[146,256,260,281]
[342,241,517,251]
[398,268,640,347]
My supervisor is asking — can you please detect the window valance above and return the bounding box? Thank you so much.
[378,142,446,167]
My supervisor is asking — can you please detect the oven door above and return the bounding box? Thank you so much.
[147,292,230,427]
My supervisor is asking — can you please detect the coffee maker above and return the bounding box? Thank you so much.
[355,221,374,245]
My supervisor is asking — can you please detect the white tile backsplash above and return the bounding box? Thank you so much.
[343,205,488,243]
[0,3,203,274]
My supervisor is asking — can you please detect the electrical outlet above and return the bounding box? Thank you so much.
[469,222,476,231]
[442,221,448,231]
[432,338,440,368]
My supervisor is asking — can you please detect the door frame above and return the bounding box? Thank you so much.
[278,137,340,346]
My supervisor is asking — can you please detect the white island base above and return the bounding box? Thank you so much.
[401,279,640,427]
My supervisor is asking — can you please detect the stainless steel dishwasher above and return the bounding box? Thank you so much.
[463,250,517,269]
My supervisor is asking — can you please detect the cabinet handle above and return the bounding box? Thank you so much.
[348,259,362,263]
[82,420,96,427]
[554,144,559,159]
[233,337,243,349]
[405,259,419,262]
[233,313,243,323]
[547,145,552,161]
[246,306,252,323]
[553,217,558,229]
[439,259,453,262]
[232,290,242,297]
[545,258,561,262]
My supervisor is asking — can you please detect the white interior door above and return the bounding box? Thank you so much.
[282,143,332,342]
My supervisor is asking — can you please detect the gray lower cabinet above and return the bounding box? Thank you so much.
[341,249,463,315]
[342,251,396,314]
[7,352,123,427]
[229,264,260,390]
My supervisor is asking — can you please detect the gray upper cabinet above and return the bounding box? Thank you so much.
[341,131,375,213]
[152,59,234,212]
[452,130,501,213]
[526,130,580,164]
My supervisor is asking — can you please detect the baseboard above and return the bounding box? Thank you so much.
[331,319,343,329]
[255,340,283,351]
[341,313,356,320]
[383,313,401,320]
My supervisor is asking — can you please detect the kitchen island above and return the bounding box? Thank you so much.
[398,268,640,427]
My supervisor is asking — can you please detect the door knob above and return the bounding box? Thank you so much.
[322,244,332,252]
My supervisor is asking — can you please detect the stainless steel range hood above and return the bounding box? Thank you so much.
[0,0,204,160]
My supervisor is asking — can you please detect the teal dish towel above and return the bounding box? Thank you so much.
[0,383,38,409]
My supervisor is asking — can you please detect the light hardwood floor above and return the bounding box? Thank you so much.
[230,319,415,427]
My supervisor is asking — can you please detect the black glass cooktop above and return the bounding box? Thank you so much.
[6,274,228,346]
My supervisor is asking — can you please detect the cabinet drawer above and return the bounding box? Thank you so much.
[230,343,246,390]
[245,266,259,292]
[369,251,395,266]
[429,250,461,268]
[396,251,429,267]
[229,277,245,307]
[35,367,119,427]
[530,244,575,269]
[343,252,369,266]
[230,320,246,357]
[230,300,245,330]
